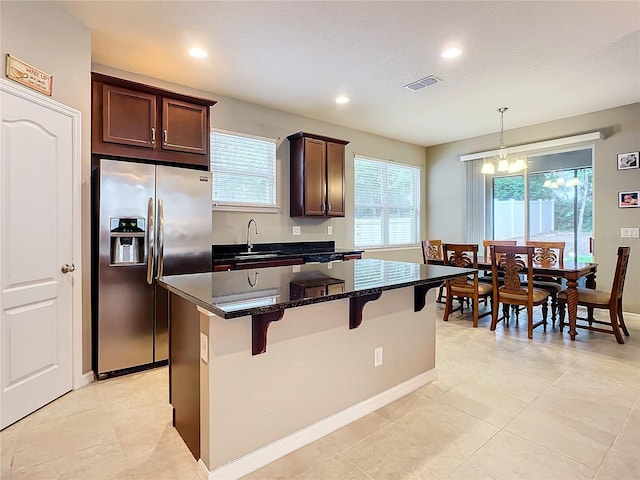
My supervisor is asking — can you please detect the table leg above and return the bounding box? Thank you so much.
[565,279,579,340]
[585,272,596,289]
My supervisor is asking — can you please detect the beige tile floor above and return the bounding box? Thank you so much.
[2,305,639,480]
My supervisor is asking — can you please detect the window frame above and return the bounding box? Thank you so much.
[210,128,279,213]
[353,155,421,250]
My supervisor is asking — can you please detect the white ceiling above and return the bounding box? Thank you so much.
[58,0,640,147]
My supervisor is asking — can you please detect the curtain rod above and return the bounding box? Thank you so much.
[459,131,603,162]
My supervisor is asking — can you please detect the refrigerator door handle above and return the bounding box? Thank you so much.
[157,198,165,278]
[146,196,155,285]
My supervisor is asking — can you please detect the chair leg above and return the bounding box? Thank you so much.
[610,308,625,344]
[490,299,500,332]
[542,302,548,330]
[503,303,511,326]
[443,287,453,321]
[550,294,558,327]
[558,301,566,333]
[472,297,479,328]
[587,306,594,326]
[437,285,445,303]
[618,299,630,336]
[528,304,534,339]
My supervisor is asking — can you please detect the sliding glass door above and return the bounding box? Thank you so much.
[490,149,593,262]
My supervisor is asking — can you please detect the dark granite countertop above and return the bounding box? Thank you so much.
[158,258,475,319]
[212,241,363,264]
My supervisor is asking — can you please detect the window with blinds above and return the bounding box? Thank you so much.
[354,157,420,248]
[210,129,277,209]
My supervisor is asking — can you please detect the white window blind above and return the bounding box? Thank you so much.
[354,157,420,248]
[210,129,277,209]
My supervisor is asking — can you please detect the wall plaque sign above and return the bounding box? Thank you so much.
[5,54,53,96]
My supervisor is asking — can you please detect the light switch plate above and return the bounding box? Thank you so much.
[292,265,300,272]
[200,332,208,364]
[328,226,333,235]
[621,227,639,238]
[293,225,301,236]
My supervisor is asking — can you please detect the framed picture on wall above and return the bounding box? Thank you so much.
[619,191,639,208]
[617,152,639,170]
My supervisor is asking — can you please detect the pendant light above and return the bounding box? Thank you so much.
[481,107,527,175]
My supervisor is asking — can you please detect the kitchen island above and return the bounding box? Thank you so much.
[158,259,473,480]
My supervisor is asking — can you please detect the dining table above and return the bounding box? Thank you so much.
[428,256,598,341]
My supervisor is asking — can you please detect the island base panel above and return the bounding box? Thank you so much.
[203,287,437,472]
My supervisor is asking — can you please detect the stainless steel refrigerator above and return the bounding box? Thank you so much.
[93,158,212,377]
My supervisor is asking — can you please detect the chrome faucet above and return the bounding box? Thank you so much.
[247,218,259,252]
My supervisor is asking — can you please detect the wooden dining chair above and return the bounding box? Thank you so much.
[526,241,565,327]
[421,239,446,303]
[489,245,550,339]
[479,240,518,284]
[558,246,630,344]
[442,243,492,328]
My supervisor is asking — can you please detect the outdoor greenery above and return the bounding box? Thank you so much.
[493,167,592,232]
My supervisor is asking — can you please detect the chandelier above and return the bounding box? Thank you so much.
[480,107,528,175]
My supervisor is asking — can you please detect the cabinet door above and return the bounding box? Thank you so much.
[325,141,345,216]
[305,285,326,298]
[102,85,156,148]
[162,98,209,155]
[326,282,345,295]
[303,138,327,216]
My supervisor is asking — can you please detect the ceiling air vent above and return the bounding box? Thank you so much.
[404,75,441,91]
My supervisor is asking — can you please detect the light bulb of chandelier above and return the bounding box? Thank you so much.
[556,177,565,186]
[567,178,580,187]
[497,159,510,172]
[498,146,508,160]
[481,162,495,174]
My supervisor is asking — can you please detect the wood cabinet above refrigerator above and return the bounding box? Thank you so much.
[288,131,349,217]
[91,73,216,169]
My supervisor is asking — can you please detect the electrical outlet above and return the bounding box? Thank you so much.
[621,227,639,238]
[292,265,300,273]
[374,346,383,367]
[200,332,208,364]
[328,226,333,235]
[293,225,301,236]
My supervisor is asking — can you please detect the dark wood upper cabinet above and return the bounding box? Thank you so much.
[92,73,216,169]
[288,132,349,217]
[162,98,208,155]
[102,85,157,148]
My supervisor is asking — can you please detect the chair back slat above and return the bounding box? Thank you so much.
[526,241,565,269]
[490,245,535,303]
[483,240,517,262]
[422,239,443,264]
[443,243,478,287]
[612,246,631,301]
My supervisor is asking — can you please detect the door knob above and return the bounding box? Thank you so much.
[61,263,75,273]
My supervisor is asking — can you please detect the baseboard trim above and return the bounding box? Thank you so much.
[74,371,94,390]
[623,311,639,321]
[200,368,437,480]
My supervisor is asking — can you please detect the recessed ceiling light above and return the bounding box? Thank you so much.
[335,96,350,104]
[441,47,462,59]
[188,47,208,59]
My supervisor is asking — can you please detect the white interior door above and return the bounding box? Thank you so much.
[0,81,75,429]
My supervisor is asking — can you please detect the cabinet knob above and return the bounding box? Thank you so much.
[327,202,332,212]
[163,129,168,145]
[151,127,156,144]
